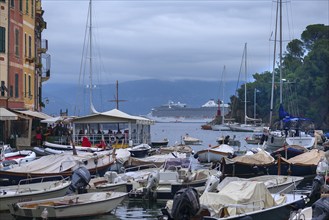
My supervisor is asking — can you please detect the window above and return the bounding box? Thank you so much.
[25,0,29,14]
[0,27,5,53]
[28,35,32,58]
[1,81,5,97]
[9,85,13,97]
[15,29,19,56]
[15,74,19,98]
[28,75,31,98]
[31,0,34,18]
[19,0,23,11]
[24,74,27,97]
[24,33,27,57]
[10,0,14,8]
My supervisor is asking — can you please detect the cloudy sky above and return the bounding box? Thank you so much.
[42,0,328,86]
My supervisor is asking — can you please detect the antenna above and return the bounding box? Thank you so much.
[109,80,127,109]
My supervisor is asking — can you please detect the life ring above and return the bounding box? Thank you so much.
[110,136,116,143]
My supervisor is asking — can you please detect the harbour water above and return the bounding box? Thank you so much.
[0,122,313,219]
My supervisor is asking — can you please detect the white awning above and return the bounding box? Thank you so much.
[0,108,18,120]
[15,110,52,120]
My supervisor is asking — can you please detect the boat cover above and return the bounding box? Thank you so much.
[224,149,275,165]
[280,149,325,166]
[5,153,102,173]
[200,181,276,217]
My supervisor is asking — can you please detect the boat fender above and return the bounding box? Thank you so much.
[41,208,48,219]
[110,136,116,143]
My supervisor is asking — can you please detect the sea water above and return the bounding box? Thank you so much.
[0,122,313,220]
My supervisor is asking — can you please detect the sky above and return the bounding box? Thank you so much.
[41,0,329,86]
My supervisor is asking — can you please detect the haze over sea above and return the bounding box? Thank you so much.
[0,122,311,220]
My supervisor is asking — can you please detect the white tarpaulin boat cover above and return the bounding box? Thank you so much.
[200,181,276,218]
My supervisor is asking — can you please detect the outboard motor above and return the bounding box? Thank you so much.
[171,188,200,220]
[204,171,222,193]
[312,197,329,220]
[143,170,160,200]
[309,175,325,203]
[67,167,91,194]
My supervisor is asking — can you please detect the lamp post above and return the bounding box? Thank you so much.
[254,88,260,120]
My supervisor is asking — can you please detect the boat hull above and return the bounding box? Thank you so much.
[196,150,231,163]
[0,179,71,211]
[0,162,112,186]
[8,192,127,218]
[203,195,306,220]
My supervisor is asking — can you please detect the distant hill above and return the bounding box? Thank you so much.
[42,79,239,116]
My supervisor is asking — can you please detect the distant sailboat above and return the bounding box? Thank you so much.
[228,43,263,132]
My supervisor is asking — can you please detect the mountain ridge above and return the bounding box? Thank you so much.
[43,79,239,116]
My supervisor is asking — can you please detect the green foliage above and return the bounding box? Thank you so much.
[231,24,329,130]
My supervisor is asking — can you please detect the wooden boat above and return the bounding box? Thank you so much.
[8,191,127,218]
[221,149,275,177]
[0,176,71,211]
[194,144,234,163]
[270,144,307,160]
[0,152,114,186]
[268,149,325,177]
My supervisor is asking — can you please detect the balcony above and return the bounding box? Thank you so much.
[37,39,48,54]
[41,53,51,82]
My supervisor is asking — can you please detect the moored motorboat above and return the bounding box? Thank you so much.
[0,176,71,211]
[182,134,203,145]
[162,181,307,220]
[0,151,114,186]
[151,138,169,148]
[128,144,151,158]
[128,158,216,200]
[194,144,234,163]
[8,191,127,218]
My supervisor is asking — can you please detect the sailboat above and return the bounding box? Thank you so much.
[228,43,263,133]
[266,0,316,150]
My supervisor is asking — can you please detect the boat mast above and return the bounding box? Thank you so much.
[244,42,247,125]
[89,0,94,113]
[269,0,279,127]
[222,65,225,124]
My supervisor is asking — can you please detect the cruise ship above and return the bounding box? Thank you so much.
[147,99,230,123]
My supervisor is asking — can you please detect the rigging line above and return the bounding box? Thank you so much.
[75,3,92,116]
